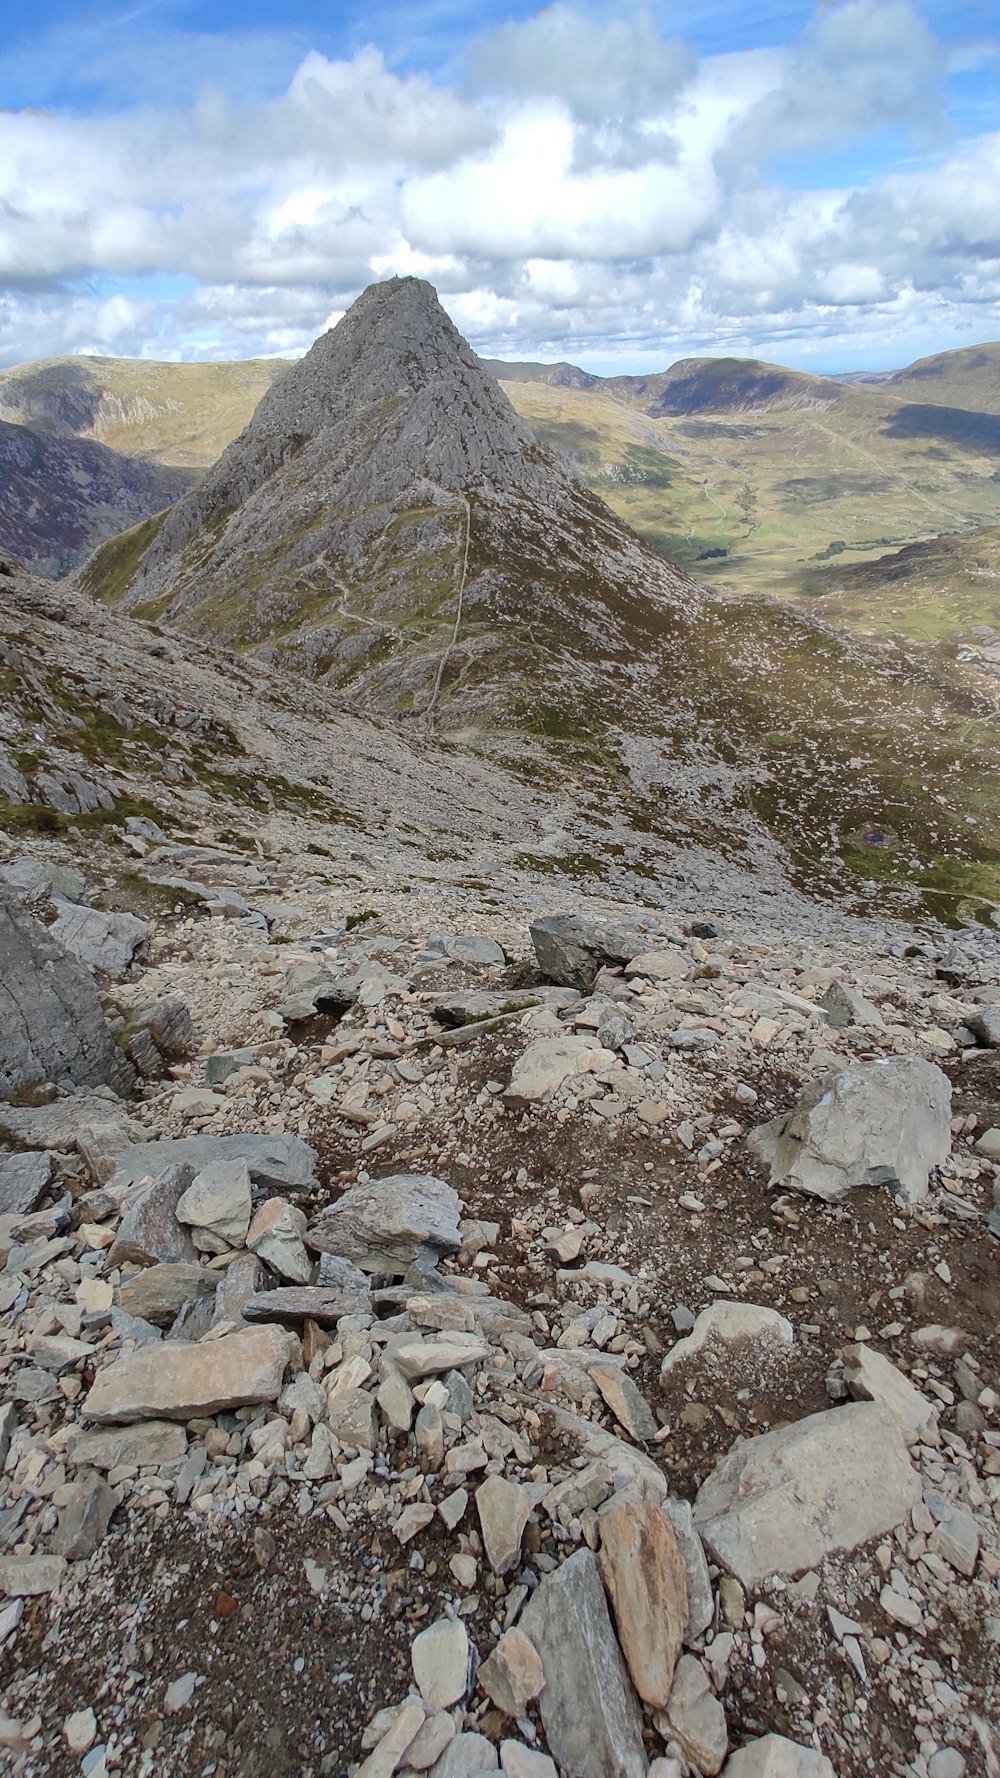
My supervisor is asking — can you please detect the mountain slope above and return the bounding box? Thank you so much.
[884,343,1000,414]
[79,277,701,719]
[76,280,1000,923]
[0,417,194,579]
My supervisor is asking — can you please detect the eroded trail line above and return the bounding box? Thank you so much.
[426,489,471,726]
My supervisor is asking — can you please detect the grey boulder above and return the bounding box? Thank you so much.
[0,890,134,1099]
[306,1173,461,1275]
[49,902,148,979]
[0,1151,55,1217]
[107,1132,317,1201]
[529,913,661,993]
[748,1055,951,1203]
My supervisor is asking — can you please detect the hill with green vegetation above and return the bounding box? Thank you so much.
[73,280,1000,927]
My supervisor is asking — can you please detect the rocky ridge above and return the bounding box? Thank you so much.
[1,799,999,1778]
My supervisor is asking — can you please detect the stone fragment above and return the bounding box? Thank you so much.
[627,949,687,982]
[176,1158,252,1253]
[84,1325,299,1422]
[665,1656,728,1776]
[406,1711,455,1771]
[327,1387,377,1451]
[661,1499,713,1642]
[307,1174,461,1274]
[820,981,884,1030]
[842,1344,937,1446]
[355,1700,426,1778]
[164,1673,197,1714]
[0,1151,53,1217]
[504,1035,608,1106]
[478,1627,545,1718]
[247,1197,312,1283]
[501,1745,558,1778]
[693,1403,921,1587]
[395,1334,490,1380]
[0,890,134,1097]
[51,1470,116,1560]
[967,1005,1000,1047]
[590,1364,658,1443]
[411,1617,472,1710]
[476,1474,532,1574]
[63,1708,97,1755]
[117,1262,216,1327]
[0,1402,16,1469]
[520,1547,647,1778]
[50,901,147,979]
[109,1164,198,1267]
[598,1499,689,1708]
[431,1733,498,1778]
[661,1302,794,1377]
[749,1056,951,1204]
[215,1251,271,1324]
[241,1287,362,1326]
[721,1735,837,1777]
[928,1504,979,1577]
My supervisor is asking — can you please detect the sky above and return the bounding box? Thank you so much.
[1,1,999,374]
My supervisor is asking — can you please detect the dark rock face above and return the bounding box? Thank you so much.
[0,416,193,579]
[0,890,135,1099]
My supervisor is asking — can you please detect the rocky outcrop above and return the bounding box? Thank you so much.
[0,889,134,1099]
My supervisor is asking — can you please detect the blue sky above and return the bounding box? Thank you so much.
[1,2,998,371]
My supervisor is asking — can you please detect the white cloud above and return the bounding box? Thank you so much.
[0,5,998,370]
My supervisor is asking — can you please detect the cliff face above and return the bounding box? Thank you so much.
[0,416,194,579]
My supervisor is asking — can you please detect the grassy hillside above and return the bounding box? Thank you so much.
[884,343,1000,415]
[0,355,286,468]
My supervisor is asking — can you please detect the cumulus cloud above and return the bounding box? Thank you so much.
[0,3,998,369]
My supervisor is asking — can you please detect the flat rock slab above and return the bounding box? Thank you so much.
[693,1402,921,1587]
[66,1421,187,1470]
[117,1262,216,1327]
[520,1547,648,1778]
[411,1617,472,1710]
[476,1474,533,1575]
[49,901,148,979]
[0,1094,139,1152]
[843,1343,937,1447]
[241,1286,367,1326]
[598,1499,689,1708]
[0,1555,67,1597]
[107,1133,317,1200]
[307,1174,461,1275]
[84,1325,300,1422]
[749,1056,951,1204]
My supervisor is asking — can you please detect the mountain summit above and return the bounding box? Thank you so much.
[84,277,698,716]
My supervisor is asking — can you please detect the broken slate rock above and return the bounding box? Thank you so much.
[820,981,884,1031]
[693,1402,921,1587]
[66,1421,187,1471]
[478,1626,545,1718]
[176,1158,252,1254]
[307,1174,461,1275]
[241,1286,365,1326]
[665,1655,728,1776]
[0,1151,54,1218]
[84,1324,300,1422]
[476,1474,533,1575]
[247,1197,312,1283]
[109,1164,197,1267]
[117,1262,217,1328]
[504,1035,609,1106]
[842,1343,938,1447]
[597,1498,689,1708]
[50,1470,116,1561]
[411,1616,473,1710]
[529,913,658,992]
[520,1547,648,1778]
[749,1056,951,1204]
